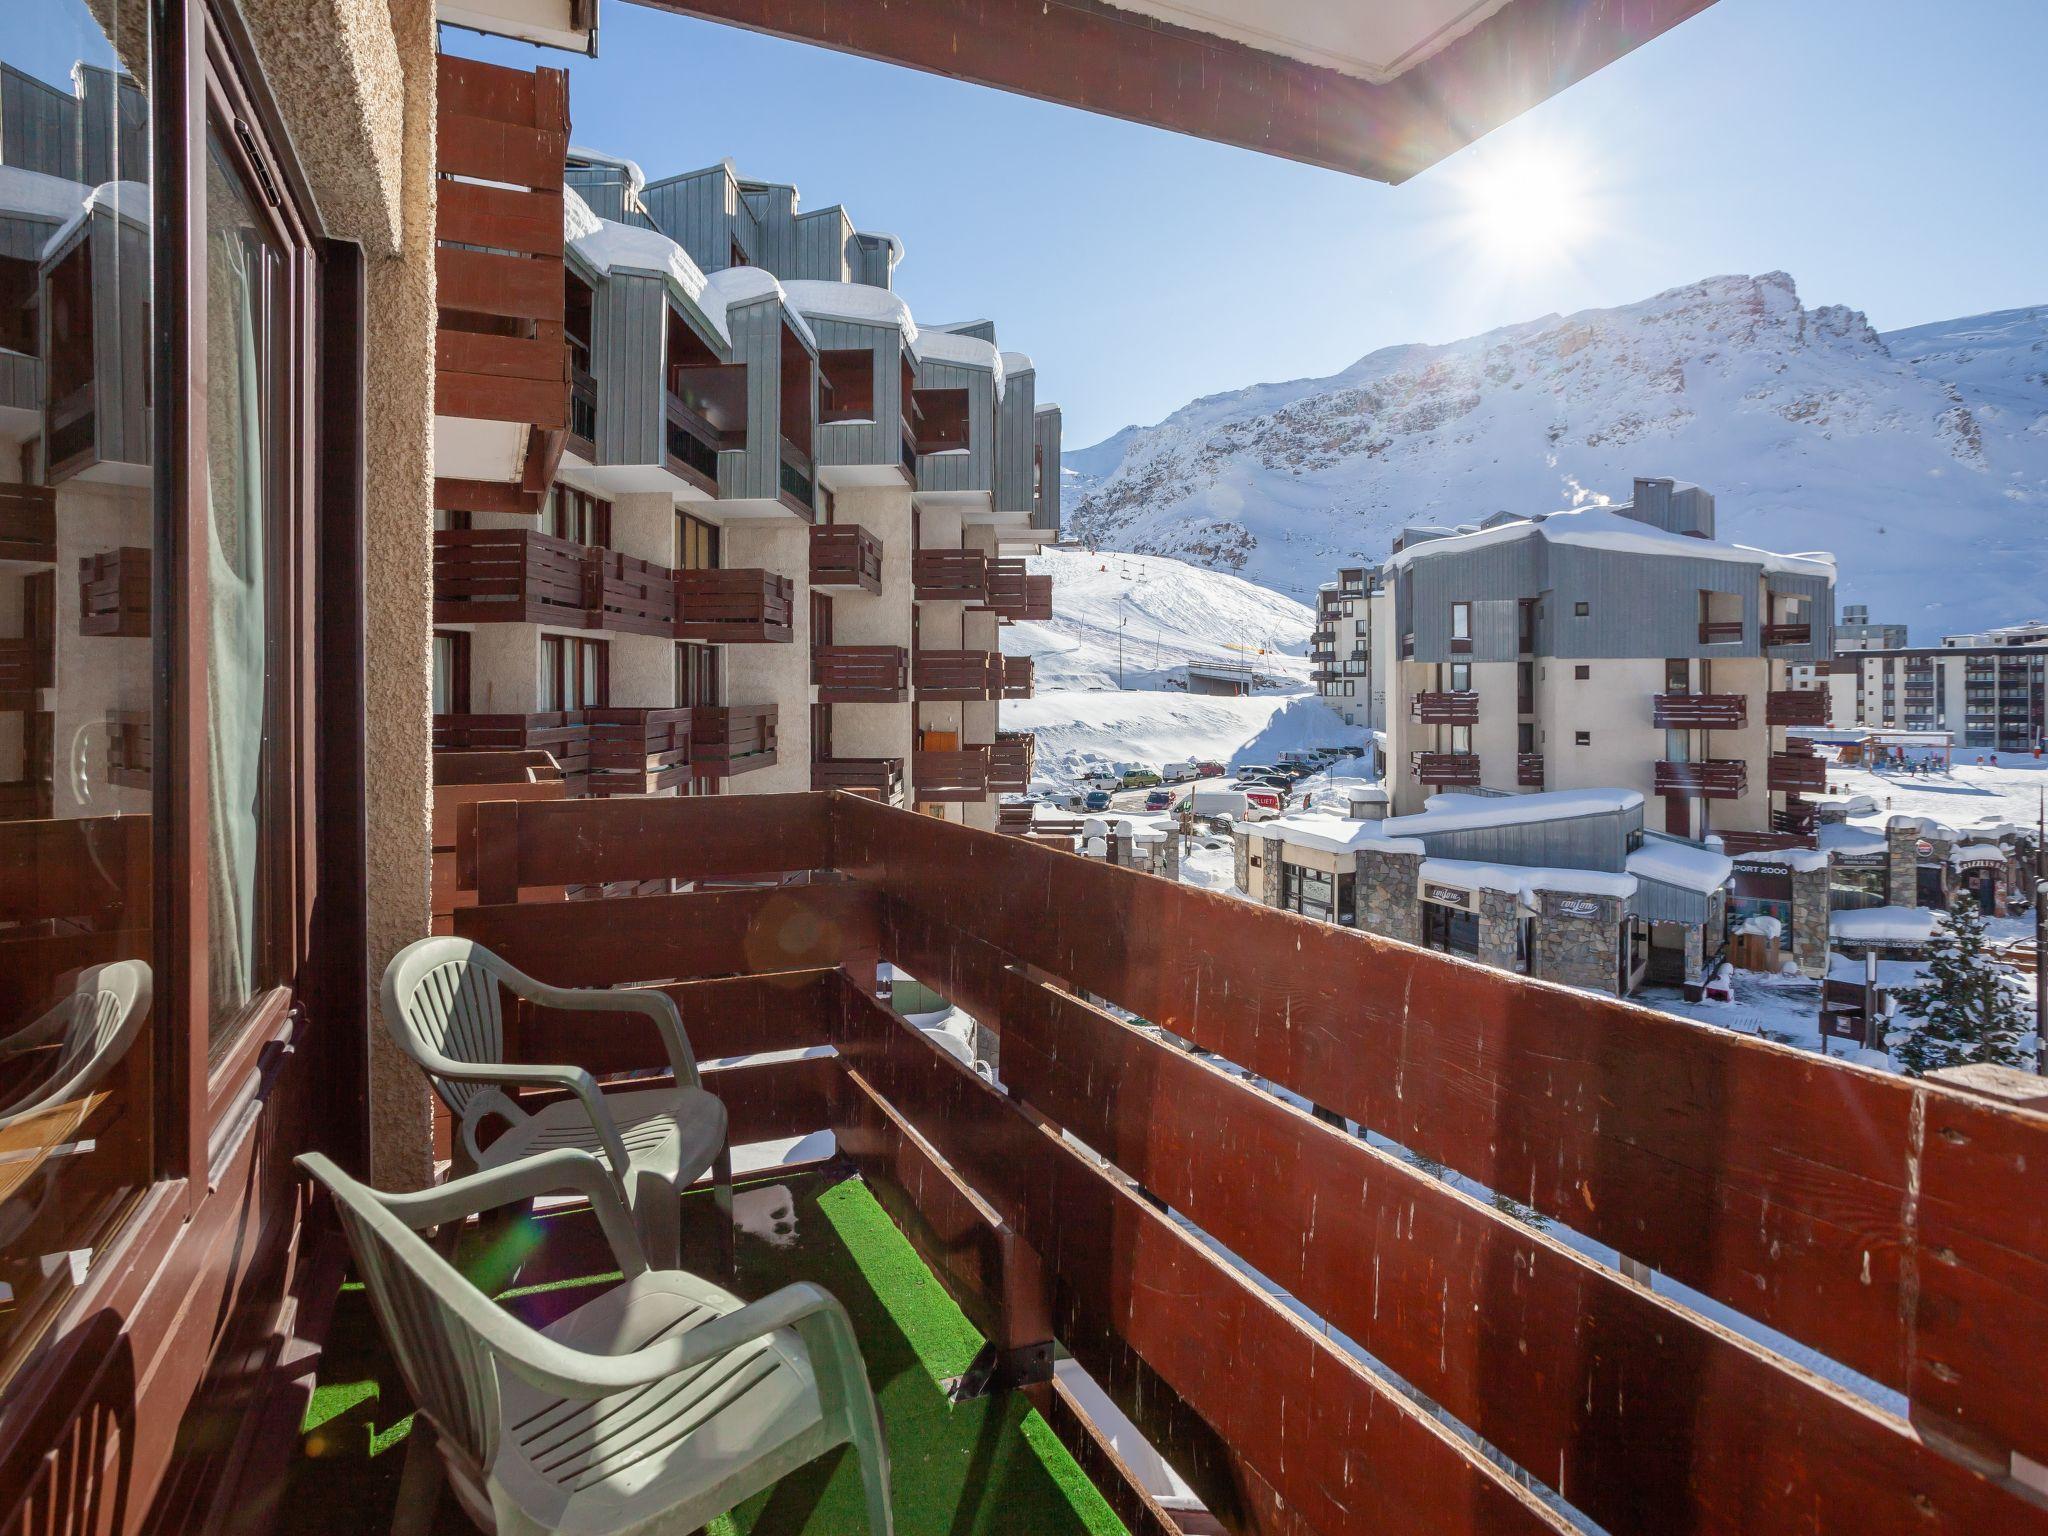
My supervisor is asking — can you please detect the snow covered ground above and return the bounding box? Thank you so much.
[1821,753,2048,832]
[1001,547,1363,792]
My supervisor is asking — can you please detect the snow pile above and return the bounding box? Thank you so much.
[1250,810,1385,855]
[1384,504,1833,580]
[1627,839,1733,894]
[780,280,918,343]
[1381,787,1641,838]
[1419,858,1636,904]
[1830,906,1944,943]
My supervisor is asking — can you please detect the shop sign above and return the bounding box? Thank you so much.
[1554,896,1602,920]
[1422,882,1472,909]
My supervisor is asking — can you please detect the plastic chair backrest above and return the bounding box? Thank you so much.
[3,960,151,1122]
[383,937,510,1119]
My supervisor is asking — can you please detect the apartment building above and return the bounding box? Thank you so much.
[1380,477,1837,853]
[430,122,1058,837]
[1310,565,1392,729]
[1829,614,2048,752]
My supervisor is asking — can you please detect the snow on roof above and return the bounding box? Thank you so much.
[1626,839,1733,895]
[0,164,92,223]
[563,187,603,242]
[702,265,818,350]
[38,180,147,259]
[1000,350,1034,375]
[916,329,1005,400]
[1252,810,1388,855]
[1347,786,1391,805]
[1950,841,2010,865]
[1382,503,1836,580]
[1724,842,1830,872]
[1380,786,1642,839]
[1420,857,1636,904]
[1083,814,1174,844]
[1818,821,1888,859]
[567,145,646,196]
[779,280,918,345]
[855,230,905,265]
[1830,906,1943,942]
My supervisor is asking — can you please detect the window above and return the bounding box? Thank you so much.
[1666,658,1689,692]
[1450,601,1471,641]
[1423,900,1479,957]
[433,631,471,714]
[541,635,609,711]
[546,484,611,547]
[1574,664,1590,681]
[1518,722,1537,753]
[678,512,720,571]
[677,641,721,707]
[1449,726,1472,752]
[1575,730,1592,746]
[1574,600,1590,617]
[1448,662,1471,691]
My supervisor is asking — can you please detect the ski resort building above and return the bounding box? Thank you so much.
[1834,640,2048,752]
[1379,478,1838,853]
[1310,565,1392,728]
[8,4,2047,1536]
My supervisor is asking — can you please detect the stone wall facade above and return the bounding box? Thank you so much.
[1234,830,1252,893]
[1475,888,1522,973]
[1789,863,1831,977]
[1529,890,1624,994]
[1357,848,1423,946]
[1886,823,1920,909]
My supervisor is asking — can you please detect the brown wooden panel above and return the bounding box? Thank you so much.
[436,180,565,258]
[453,883,877,989]
[461,792,831,902]
[436,113,568,193]
[831,989,1569,1536]
[433,477,543,517]
[997,974,2046,1536]
[436,328,568,384]
[435,369,569,431]
[436,248,563,325]
[518,967,845,1069]
[828,794,2048,1464]
[0,814,151,928]
[1042,1376,1187,1536]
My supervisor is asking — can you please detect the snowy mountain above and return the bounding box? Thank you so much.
[1065,275,2048,642]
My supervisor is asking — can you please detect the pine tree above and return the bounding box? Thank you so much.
[1892,893,2032,1075]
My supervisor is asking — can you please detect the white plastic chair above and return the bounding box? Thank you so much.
[299,1150,893,1536]
[0,960,152,1128]
[381,937,730,1272]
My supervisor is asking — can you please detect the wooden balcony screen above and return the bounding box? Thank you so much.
[433,711,591,790]
[673,568,795,643]
[1651,692,1746,729]
[77,547,150,637]
[1000,655,1032,700]
[587,707,692,796]
[809,524,884,594]
[1766,751,1828,793]
[1411,690,1479,725]
[978,557,1029,618]
[1765,689,1829,726]
[1020,574,1054,622]
[0,634,54,697]
[912,548,988,604]
[1714,829,1815,855]
[911,747,990,802]
[0,813,149,1018]
[1412,751,1480,786]
[1516,752,1544,788]
[1697,620,1744,644]
[432,528,590,626]
[433,54,571,517]
[585,549,677,637]
[1654,758,1747,798]
[990,732,1035,794]
[0,483,55,564]
[691,703,778,777]
[446,792,2048,1536]
[913,649,1001,701]
[813,645,908,703]
[1763,622,1813,647]
[810,756,903,801]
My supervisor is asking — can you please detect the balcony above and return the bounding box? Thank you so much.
[779,438,816,515]
[913,548,989,603]
[990,731,1036,794]
[567,362,597,461]
[1767,751,1827,793]
[1765,688,1829,726]
[1001,656,1033,701]
[690,702,779,777]
[0,630,54,701]
[1715,830,1816,855]
[1654,758,1747,798]
[430,790,2048,1536]
[1774,800,1820,836]
[912,746,991,801]
[78,547,150,637]
[810,524,885,594]
[1411,751,1480,787]
[658,392,724,497]
[814,644,909,703]
[433,527,591,627]
[1698,620,1744,644]
[1517,752,1544,788]
[1763,622,1813,648]
[1653,692,1747,729]
[434,711,593,792]
[974,559,1054,623]
[914,649,1002,701]
[1411,690,1479,725]
[587,707,693,796]
[0,483,55,564]
[810,756,905,802]
[673,568,795,644]
[585,549,678,636]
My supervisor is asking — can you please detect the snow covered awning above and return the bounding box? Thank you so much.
[1951,842,2010,868]
[1418,857,1635,914]
[1830,906,1944,945]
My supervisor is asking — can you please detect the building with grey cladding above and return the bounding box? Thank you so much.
[1381,477,1836,855]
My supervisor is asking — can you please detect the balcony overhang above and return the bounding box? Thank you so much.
[439,0,597,54]
[636,0,1716,182]
[817,462,914,492]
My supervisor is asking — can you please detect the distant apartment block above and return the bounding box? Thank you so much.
[1830,624,2046,753]
[1310,565,1392,729]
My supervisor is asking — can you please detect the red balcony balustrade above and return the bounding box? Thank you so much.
[1698,620,1744,644]
[587,707,693,796]
[0,631,54,698]
[1766,689,1829,726]
[914,649,1001,701]
[813,645,908,704]
[811,756,905,801]
[1412,691,1479,725]
[978,557,1034,619]
[1774,800,1820,836]
[1654,759,1747,798]
[78,547,150,637]
[673,568,795,644]
[990,732,1036,794]
[912,746,991,802]
[913,548,988,603]
[584,549,678,637]
[1715,829,1816,855]
[1517,752,1544,788]
[1767,751,1827,793]
[809,524,884,594]
[1652,692,1747,729]
[1763,622,1813,648]
[433,711,592,791]
[690,702,778,777]
[0,483,55,563]
[1020,573,1053,622]
[1001,655,1033,700]
[1412,751,1481,787]
[433,527,590,626]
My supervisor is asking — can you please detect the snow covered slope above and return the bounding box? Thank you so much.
[1066,275,2048,641]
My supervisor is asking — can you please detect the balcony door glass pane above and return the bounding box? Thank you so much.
[203,129,281,1046]
[0,0,156,1379]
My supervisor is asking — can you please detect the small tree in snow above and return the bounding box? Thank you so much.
[1891,894,2032,1075]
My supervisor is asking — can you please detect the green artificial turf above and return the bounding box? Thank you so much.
[286,1171,1126,1536]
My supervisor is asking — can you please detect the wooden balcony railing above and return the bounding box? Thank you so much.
[664,392,723,496]
[1000,655,1033,700]
[433,712,592,790]
[1411,690,1479,725]
[809,524,884,594]
[912,747,990,802]
[0,483,55,564]
[567,363,597,459]
[810,756,904,801]
[1767,751,1827,793]
[1652,692,1747,728]
[690,702,778,777]
[814,645,908,704]
[1698,620,1744,644]
[1763,622,1813,648]
[585,549,678,637]
[432,528,590,626]
[1766,688,1829,726]
[78,547,150,637]
[1411,751,1480,786]
[673,568,794,643]
[1654,758,1747,798]
[912,548,988,603]
[1774,799,1820,836]
[1715,829,1815,855]
[0,630,54,697]
[1516,752,1544,788]
[979,557,1031,619]
[1019,574,1053,622]
[778,438,816,515]
[587,707,693,796]
[442,791,2048,1536]
[914,649,1001,701]
[990,732,1035,794]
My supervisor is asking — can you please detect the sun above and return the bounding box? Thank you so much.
[1449,137,1594,271]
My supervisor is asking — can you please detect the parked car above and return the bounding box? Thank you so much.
[1084,790,1112,811]
[1121,769,1162,789]
[1144,789,1175,811]
[1194,760,1227,779]
[1160,760,1199,784]
[1235,764,1273,779]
